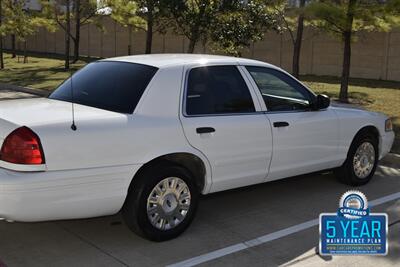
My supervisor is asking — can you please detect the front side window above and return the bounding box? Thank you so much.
[246,66,313,112]
[185,66,255,115]
[49,61,158,113]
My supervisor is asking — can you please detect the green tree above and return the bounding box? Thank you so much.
[293,0,307,79]
[168,0,281,55]
[274,0,308,78]
[0,0,55,65]
[42,0,74,69]
[41,0,106,63]
[0,0,16,67]
[106,0,146,54]
[307,0,393,102]
[209,0,280,57]
[387,0,400,12]
[386,0,400,18]
[136,0,171,54]
[1,0,16,58]
[43,0,105,64]
[72,0,104,62]
[168,0,219,53]
[108,0,171,54]
[10,33,15,58]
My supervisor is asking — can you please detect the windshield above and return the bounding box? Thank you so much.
[49,61,158,113]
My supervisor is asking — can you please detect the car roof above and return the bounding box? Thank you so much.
[101,53,277,69]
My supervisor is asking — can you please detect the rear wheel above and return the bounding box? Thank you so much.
[122,162,199,241]
[334,132,378,186]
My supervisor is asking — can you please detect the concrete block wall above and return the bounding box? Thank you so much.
[3,16,400,81]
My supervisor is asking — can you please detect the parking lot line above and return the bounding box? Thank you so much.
[168,191,400,267]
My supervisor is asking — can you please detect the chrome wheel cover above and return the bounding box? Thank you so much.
[147,177,191,231]
[353,142,375,179]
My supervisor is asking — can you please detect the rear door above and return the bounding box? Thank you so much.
[179,65,272,193]
[242,66,340,181]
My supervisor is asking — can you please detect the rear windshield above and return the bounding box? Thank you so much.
[49,61,158,113]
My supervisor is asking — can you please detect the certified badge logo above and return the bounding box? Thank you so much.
[338,191,369,219]
[319,190,388,255]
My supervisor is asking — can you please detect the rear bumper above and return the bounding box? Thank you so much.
[0,164,140,222]
[380,131,395,159]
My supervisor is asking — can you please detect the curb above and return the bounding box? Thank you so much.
[0,83,49,97]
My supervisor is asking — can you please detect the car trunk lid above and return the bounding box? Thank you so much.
[0,97,125,139]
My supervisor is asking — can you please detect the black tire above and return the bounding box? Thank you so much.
[334,132,379,186]
[122,161,199,241]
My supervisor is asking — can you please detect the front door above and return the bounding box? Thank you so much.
[243,66,340,181]
[180,65,273,192]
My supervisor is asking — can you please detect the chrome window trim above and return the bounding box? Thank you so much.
[240,65,318,114]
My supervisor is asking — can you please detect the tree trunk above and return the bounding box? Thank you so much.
[187,39,196,53]
[128,25,132,55]
[11,34,16,58]
[340,31,351,102]
[187,2,206,54]
[0,0,4,69]
[339,0,356,102]
[73,0,81,63]
[187,27,200,53]
[65,0,71,70]
[0,36,3,69]
[145,9,153,54]
[23,41,27,63]
[292,0,306,79]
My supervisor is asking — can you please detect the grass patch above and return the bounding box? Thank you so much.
[0,52,90,90]
[0,53,399,153]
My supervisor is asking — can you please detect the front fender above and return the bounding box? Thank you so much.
[332,107,388,161]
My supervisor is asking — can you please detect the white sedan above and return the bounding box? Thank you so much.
[0,54,394,241]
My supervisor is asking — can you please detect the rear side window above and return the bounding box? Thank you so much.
[49,61,158,113]
[185,66,255,115]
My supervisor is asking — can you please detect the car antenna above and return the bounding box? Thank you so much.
[70,70,77,131]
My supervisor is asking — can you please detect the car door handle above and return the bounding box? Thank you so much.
[196,127,216,134]
[273,121,289,128]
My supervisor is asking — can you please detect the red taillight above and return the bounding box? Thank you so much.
[0,127,45,165]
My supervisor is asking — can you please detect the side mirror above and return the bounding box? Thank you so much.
[314,94,330,110]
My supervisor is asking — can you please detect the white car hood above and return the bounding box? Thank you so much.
[0,98,124,138]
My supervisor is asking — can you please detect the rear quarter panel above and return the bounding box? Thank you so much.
[30,66,212,192]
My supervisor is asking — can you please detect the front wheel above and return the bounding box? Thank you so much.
[334,132,379,186]
[122,162,199,241]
